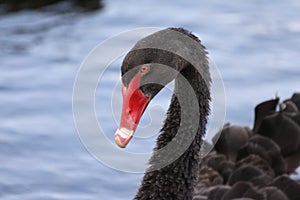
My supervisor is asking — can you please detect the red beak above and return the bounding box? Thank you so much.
[115,71,150,148]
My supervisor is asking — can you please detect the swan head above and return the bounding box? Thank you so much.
[114,27,209,148]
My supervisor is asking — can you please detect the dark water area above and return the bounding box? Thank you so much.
[0,0,102,13]
[0,0,300,199]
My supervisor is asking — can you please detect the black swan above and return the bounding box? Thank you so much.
[114,27,300,200]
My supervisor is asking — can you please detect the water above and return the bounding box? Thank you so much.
[1,0,300,199]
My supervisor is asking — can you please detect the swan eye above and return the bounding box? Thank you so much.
[140,65,149,74]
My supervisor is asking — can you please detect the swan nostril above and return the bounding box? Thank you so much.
[145,94,151,100]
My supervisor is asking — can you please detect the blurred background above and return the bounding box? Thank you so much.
[1,0,300,199]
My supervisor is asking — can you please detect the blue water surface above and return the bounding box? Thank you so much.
[1,0,300,199]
